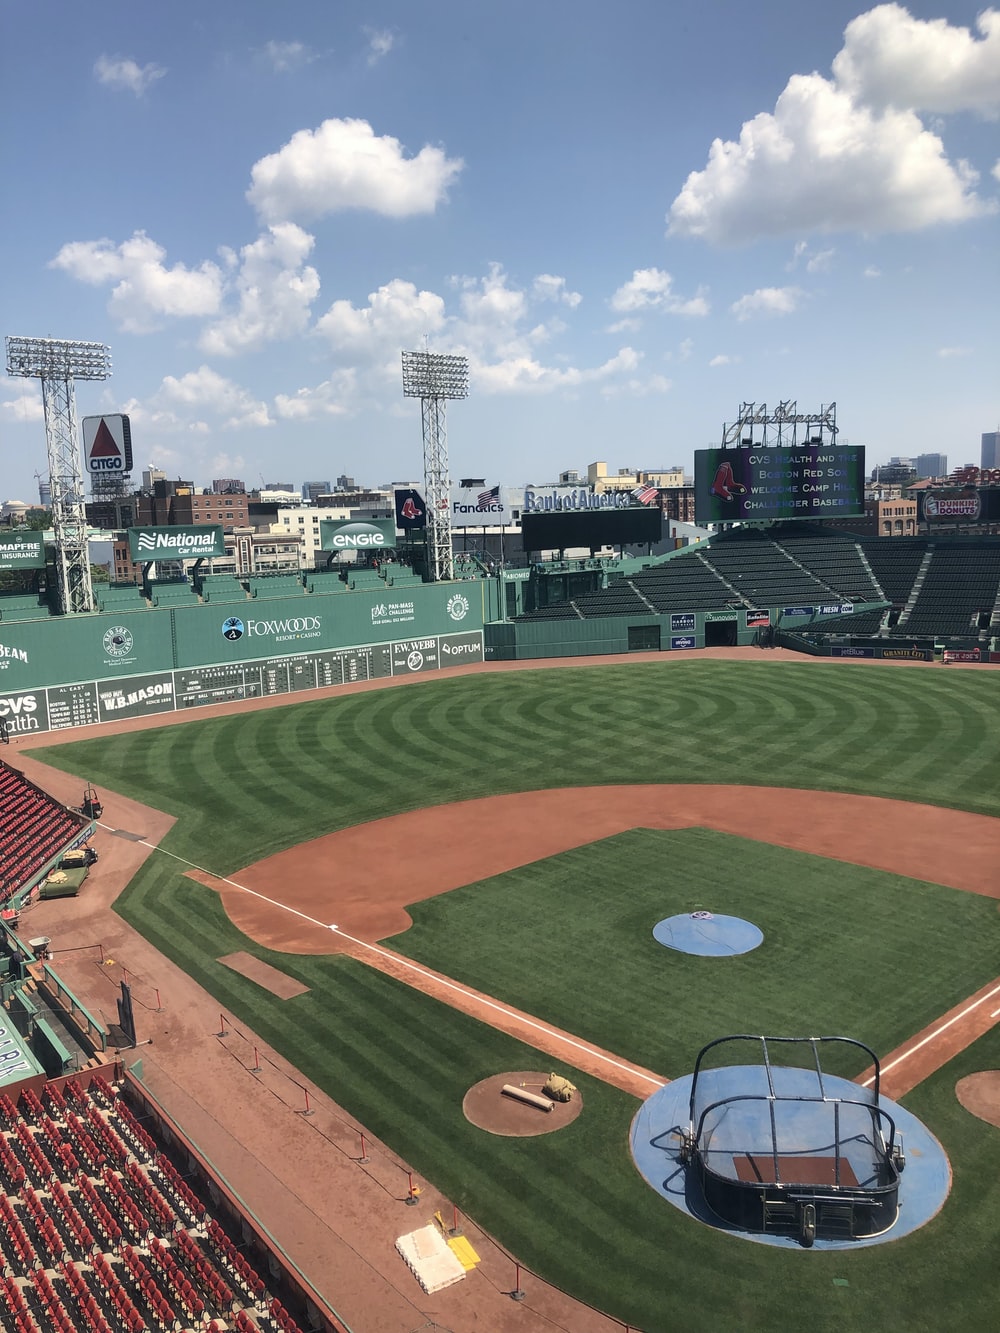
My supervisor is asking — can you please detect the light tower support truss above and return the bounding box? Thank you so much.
[402,350,468,582]
[5,336,112,614]
[721,400,838,450]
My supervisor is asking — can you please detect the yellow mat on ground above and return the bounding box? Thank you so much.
[446,1235,481,1271]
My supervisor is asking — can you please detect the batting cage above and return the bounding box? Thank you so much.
[678,1035,904,1245]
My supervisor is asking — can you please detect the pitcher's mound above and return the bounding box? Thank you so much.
[956,1071,1000,1129]
[463,1071,583,1137]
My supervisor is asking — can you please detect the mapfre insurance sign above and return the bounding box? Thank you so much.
[83,414,133,476]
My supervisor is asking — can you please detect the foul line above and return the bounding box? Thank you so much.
[861,979,1000,1088]
[120,826,666,1093]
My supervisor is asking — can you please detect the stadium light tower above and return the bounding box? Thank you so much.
[401,349,468,582]
[5,336,112,614]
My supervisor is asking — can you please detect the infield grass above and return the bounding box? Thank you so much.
[33,659,1000,1332]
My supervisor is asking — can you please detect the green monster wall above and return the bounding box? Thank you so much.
[0,581,495,737]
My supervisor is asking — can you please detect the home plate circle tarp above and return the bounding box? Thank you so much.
[653,911,764,956]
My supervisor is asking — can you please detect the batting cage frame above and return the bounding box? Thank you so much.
[678,1035,904,1245]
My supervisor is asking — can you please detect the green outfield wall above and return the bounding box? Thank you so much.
[0,580,495,737]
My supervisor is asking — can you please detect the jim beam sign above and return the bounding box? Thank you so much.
[83,414,133,476]
[127,525,226,560]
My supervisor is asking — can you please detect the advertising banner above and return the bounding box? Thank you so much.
[97,672,175,720]
[450,484,514,527]
[671,635,697,649]
[0,688,48,735]
[393,488,426,531]
[782,605,814,617]
[671,612,696,632]
[522,487,633,514]
[391,636,440,673]
[917,489,1000,523]
[83,414,133,476]
[320,518,396,551]
[880,647,933,661]
[438,630,484,664]
[942,649,981,663]
[745,610,770,628]
[128,525,225,560]
[831,646,875,658]
[0,531,45,569]
[694,445,865,523]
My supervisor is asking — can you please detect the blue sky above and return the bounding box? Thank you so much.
[2,1,998,503]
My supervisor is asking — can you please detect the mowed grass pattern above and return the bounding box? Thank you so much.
[391,828,1000,1079]
[34,660,1000,1333]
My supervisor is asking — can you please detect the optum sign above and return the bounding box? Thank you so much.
[320,519,396,551]
[128,525,226,560]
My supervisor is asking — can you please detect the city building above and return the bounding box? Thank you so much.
[302,480,332,503]
[982,431,1000,470]
[914,453,947,479]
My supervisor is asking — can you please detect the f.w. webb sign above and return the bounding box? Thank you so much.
[128,526,226,560]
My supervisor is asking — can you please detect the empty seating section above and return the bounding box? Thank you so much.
[0,1075,320,1333]
[198,575,249,604]
[774,538,882,602]
[699,541,830,605]
[860,540,928,606]
[630,558,737,613]
[147,580,197,607]
[891,546,1000,638]
[248,575,306,598]
[95,585,148,614]
[0,594,51,622]
[513,535,1000,644]
[0,763,87,900]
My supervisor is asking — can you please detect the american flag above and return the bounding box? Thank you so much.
[631,482,660,505]
[478,485,500,506]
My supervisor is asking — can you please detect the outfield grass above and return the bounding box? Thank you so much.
[33,660,1000,1332]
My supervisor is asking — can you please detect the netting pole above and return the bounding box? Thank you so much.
[511,1262,525,1301]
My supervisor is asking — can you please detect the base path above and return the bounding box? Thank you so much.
[203,785,1000,953]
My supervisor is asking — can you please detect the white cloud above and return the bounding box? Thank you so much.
[730,286,805,320]
[473,346,640,395]
[316,278,446,362]
[157,367,273,430]
[993,159,1000,182]
[832,4,1000,116]
[669,74,988,243]
[937,345,972,358]
[365,28,395,65]
[200,224,320,356]
[610,267,709,315]
[263,41,313,73]
[94,55,166,96]
[50,232,223,333]
[806,248,835,272]
[864,265,882,277]
[247,118,463,223]
[709,354,734,366]
[274,371,358,420]
[668,6,998,244]
[600,370,672,399]
[532,274,582,308]
[1,383,44,422]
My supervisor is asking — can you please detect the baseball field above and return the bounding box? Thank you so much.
[32,657,1000,1332]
